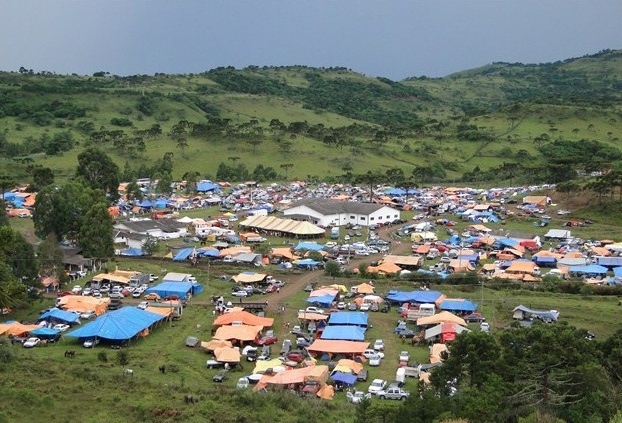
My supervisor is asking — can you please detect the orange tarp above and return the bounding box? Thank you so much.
[214,311,274,328]
[214,346,241,363]
[590,247,611,257]
[0,322,42,336]
[533,250,564,259]
[417,311,467,327]
[219,246,252,257]
[367,262,402,274]
[307,340,369,355]
[271,247,294,260]
[145,306,173,317]
[57,295,110,315]
[317,384,335,400]
[353,283,375,294]
[258,365,329,387]
[335,359,363,375]
[430,343,448,363]
[297,312,329,321]
[213,325,262,342]
[505,261,539,274]
[415,245,431,254]
[309,288,339,297]
[201,339,233,351]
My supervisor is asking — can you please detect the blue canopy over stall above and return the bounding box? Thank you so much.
[440,300,477,313]
[320,326,366,341]
[38,308,81,324]
[65,307,166,341]
[306,294,336,307]
[328,312,369,327]
[145,282,202,298]
[330,371,358,386]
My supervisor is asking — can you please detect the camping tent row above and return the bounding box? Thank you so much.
[239,215,325,237]
[66,306,168,341]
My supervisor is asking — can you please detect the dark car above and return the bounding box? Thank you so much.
[213,370,229,383]
[381,303,390,313]
[347,302,358,311]
[370,302,379,312]
[357,369,368,382]
[163,295,181,301]
[464,312,486,323]
[396,328,416,338]
[304,284,314,292]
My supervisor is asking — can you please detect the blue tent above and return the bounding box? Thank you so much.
[385,290,442,304]
[306,294,336,307]
[155,199,169,209]
[496,238,519,248]
[119,248,144,257]
[447,235,462,245]
[3,192,16,201]
[295,242,325,251]
[38,308,81,324]
[328,312,369,327]
[570,265,608,275]
[197,182,220,192]
[145,282,196,298]
[137,200,153,208]
[173,248,195,261]
[407,188,420,195]
[457,254,479,264]
[29,327,61,338]
[533,256,557,266]
[65,307,166,341]
[320,326,366,341]
[386,188,406,196]
[440,300,477,312]
[296,259,321,269]
[197,249,220,257]
[614,267,622,277]
[330,371,358,386]
[597,257,622,269]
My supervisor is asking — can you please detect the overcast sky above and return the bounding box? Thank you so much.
[1,1,620,80]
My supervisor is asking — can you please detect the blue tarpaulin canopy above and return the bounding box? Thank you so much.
[173,248,195,261]
[119,248,143,257]
[306,294,336,307]
[29,327,61,337]
[145,282,201,298]
[330,371,358,386]
[38,308,81,324]
[385,290,442,304]
[295,242,325,251]
[496,238,519,247]
[66,307,166,341]
[386,188,406,196]
[155,199,170,209]
[3,192,16,201]
[570,265,608,275]
[328,312,369,326]
[137,200,153,208]
[197,182,220,192]
[320,325,366,341]
[614,267,622,277]
[295,259,321,268]
[440,300,477,312]
[533,256,557,264]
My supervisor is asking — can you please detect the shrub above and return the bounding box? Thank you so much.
[117,350,129,366]
[97,351,108,363]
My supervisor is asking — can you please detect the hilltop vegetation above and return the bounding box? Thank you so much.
[0,50,620,186]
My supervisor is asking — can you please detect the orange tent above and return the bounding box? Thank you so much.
[307,340,369,355]
[201,339,233,351]
[316,384,335,400]
[214,311,274,328]
[417,311,467,327]
[0,322,42,336]
[145,306,173,317]
[271,247,294,260]
[353,283,375,294]
[366,262,402,275]
[213,325,262,342]
[334,359,363,375]
[214,346,241,363]
[430,343,448,363]
[57,295,110,315]
[505,261,539,275]
[297,312,329,321]
[415,245,431,254]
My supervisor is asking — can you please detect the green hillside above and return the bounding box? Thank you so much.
[0,51,621,185]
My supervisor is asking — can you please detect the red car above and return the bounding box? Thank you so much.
[285,351,305,363]
[256,334,278,346]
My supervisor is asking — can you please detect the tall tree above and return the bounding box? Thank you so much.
[280,163,294,179]
[75,147,120,200]
[79,202,114,262]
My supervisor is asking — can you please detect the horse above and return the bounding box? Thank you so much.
[159,365,166,374]
[124,368,134,376]
[64,350,75,358]
[184,394,195,404]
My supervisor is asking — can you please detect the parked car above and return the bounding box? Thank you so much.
[71,285,82,294]
[22,337,43,348]
[80,310,96,319]
[236,377,250,390]
[347,391,372,404]
[368,379,387,395]
[347,302,357,311]
[376,387,410,400]
[396,328,416,338]
[368,353,383,366]
[303,306,324,314]
[206,360,225,369]
[381,303,390,313]
[83,338,100,348]
[143,293,161,301]
[256,334,278,346]
[370,302,379,312]
[360,303,371,312]
[373,339,385,351]
[137,301,149,310]
[337,302,346,310]
[464,312,486,323]
[357,369,368,382]
[53,324,70,332]
[285,350,305,363]
[363,349,385,359]
[232,290,248,298]
[280,339,292,355]
[399,351,410,362]
[213,370,229,383]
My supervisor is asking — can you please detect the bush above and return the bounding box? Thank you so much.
[117,350,129,366]
[97,351,108,363]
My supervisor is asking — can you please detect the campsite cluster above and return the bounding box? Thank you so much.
[2,178,622,408]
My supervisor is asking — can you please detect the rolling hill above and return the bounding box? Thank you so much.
[0,50,620,185]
